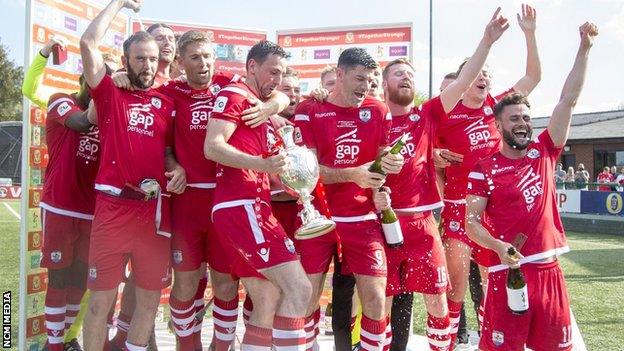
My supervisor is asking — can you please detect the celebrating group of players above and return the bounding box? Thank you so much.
[29,0,599,350]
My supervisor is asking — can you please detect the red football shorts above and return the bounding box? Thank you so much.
[211,200,298,279]
[386,213,449,296]
[88,193,172,291]
[297,219,387,277]
[271,200,299,240]
[171,187,231,272]
[40,209,91,269]
[480,261,572,351]
[441,200,492,266]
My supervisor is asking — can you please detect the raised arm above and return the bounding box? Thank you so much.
[512,4,541,96]
[22,38,66,108]
[547,22,598,148]
[440,7,509,113]
[80,0,140,88]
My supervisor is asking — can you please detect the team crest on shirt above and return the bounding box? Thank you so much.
[359,109,372,123]
[492,330,504,346]
[151,97,162,109]
[210,84,221,95]
[483,106,493,115]
[50,251,62,263]
[57,102,71,116]
[172,250,183,264]
[527,148,540,159]
[213,96,228,113]
[449,221,460,232]
[409,113,420,122]
[284,238,296,254]
[88,267,97,280]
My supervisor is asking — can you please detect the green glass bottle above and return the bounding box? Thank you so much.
[369,133,409,247]
[506,246,529,314]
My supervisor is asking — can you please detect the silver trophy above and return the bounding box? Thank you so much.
[276,125,336,240]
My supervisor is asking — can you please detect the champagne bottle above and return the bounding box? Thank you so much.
[369,133,409,247]
[368,133,410,175]
[324,302,333,335]
[506,246,529,314]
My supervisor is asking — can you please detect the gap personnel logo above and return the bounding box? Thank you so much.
[127,103,155,137]
[527,148,540,159]
[492,330,504,346]
[334,129,361,165]
[172,250,183,264]
[517,167,543,211]
[77,127,99,162]
[465,117,492,150]
[213,96,228,113]
[359,109,372,123]
[190,100,211,130]
[396,133,415,158]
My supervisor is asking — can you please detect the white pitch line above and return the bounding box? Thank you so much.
[3,202,21,220]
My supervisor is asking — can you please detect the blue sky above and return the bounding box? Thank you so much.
[2,0,624,116]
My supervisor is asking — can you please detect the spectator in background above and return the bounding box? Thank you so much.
[615,167,624,192]
[575,163,590,190]
[554,163,566,189]
[597,166,614,191]
[564,166,576,189]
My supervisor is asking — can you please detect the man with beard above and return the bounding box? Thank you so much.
[80,1,186,349]
[205,40,312,351]
[375,9,509,350]
[294,48,404,351]
[466,22,597,351]
[436,5,542,344]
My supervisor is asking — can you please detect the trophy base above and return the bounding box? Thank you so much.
[295,218,336,240]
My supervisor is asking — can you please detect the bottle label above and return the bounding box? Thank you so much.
[382,221,403,246]
[506,285,529,312]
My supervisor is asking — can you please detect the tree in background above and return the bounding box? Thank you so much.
[0,39,23,122]
[414,90,428,107]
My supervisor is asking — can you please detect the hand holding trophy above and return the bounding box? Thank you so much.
[275,125,336,240]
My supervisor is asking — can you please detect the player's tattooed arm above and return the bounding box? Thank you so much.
[164,147,186,194]
[548,22,598,148]
[241,91,290,128]
[513,4,541,96]
[440,7,509,113]
[81,0,141,88]
[204,118,288,174]
[466,195,523,268]
[319,163,385,189]
[64,110,93,133]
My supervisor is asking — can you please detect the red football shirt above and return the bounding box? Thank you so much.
[159,72,240,188]
[467,130,569,271]
[90,75,175,193]
[40,93,100,218]
[209,82,278,206]
[436,89,513,201]
[294,97,391,219]
[596,172,614,191]
[385,97,445,212]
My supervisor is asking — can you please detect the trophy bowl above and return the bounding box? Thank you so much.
[276,125,336,240]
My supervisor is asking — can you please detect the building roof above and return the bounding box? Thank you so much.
[532,109,624,141]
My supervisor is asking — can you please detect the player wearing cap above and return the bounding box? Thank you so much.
[465,22,597,351]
